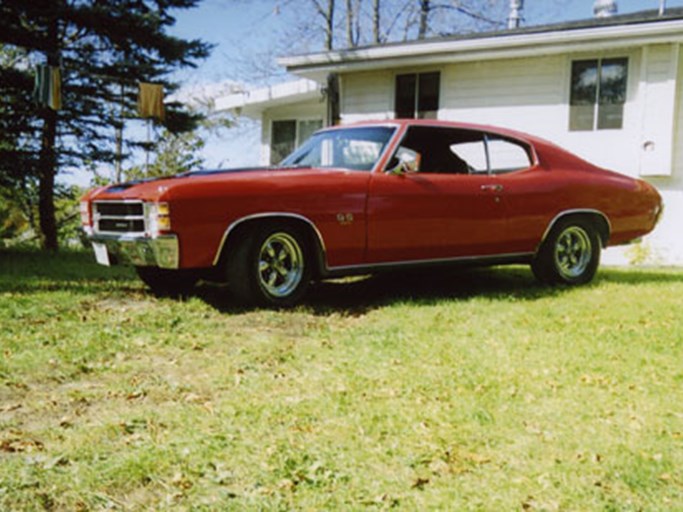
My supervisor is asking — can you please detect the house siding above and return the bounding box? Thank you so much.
[673,46,683,178]
[340,53,644,176]
[439,56,565,131]
[340,70,393,123]
[644,44,683,265]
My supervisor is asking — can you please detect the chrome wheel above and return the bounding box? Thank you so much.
[554,226,592,280]
[257,232,304,298]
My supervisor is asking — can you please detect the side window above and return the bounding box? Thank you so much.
[395,72,440,119]
[449,142,487,173]
[390,126,480,174]
[487,138,532,174]
[569,57,628,131]
[389,127,531,175]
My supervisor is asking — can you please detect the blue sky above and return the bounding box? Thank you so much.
[169,0,683,88]
[64,0,683,186]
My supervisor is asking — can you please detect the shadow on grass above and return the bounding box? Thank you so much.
[2,250,682,313]
[0,249,137,295]
[198,265,683,315]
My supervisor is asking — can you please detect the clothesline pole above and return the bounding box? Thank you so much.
[145,118,151,175]
[115,82,124,183]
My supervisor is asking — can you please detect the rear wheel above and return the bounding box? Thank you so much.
[226,224,311,307]
[136,267,199,296]
[531,218,601,285]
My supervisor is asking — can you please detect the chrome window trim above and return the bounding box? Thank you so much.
[212,212,328,267]
[539,209,612,248]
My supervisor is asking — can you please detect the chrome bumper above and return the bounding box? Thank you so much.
[88,233,179,269]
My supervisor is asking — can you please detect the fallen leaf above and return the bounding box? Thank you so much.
[411,477,430,490]
[0,437,44,453]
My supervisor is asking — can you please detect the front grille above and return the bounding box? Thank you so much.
[93,201,146,234]
[96,202,144,217]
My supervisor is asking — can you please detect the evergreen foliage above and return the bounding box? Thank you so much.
[0,0,211,250]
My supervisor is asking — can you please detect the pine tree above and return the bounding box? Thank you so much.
[0,0,211,250]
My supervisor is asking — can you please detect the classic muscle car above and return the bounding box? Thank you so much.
[81,120,662,306]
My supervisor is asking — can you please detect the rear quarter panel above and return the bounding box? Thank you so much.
[500,138,660,252]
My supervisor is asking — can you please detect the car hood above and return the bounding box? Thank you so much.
[86,166,343,202]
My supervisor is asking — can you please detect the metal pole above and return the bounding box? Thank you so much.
[145,118,151,175]
[115,82,124,183]
[508,0,523,29]
[659,0,666,16]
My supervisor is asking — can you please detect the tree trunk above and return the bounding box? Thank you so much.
[325,0,335,50]
[373,0,381,44]
[38,107,58,251]
[346,0,355,47]
[418,0,430,39]
[38,16,60,251]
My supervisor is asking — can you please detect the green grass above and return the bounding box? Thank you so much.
[1,249,682,510]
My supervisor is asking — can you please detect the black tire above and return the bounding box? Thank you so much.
[226,224,311,307]
[531,218,601,285]
[136,266,199,296]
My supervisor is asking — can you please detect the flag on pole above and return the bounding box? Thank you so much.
[33,64,62,110]
[138,83,165,121]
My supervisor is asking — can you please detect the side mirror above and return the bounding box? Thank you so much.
[387,147,421,175]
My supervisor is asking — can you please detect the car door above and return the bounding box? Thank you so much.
[366,126,510,264]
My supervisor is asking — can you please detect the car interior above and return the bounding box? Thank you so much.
[396,126,483,174]
[391,126,532,175]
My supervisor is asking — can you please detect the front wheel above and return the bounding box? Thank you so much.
[226,225,311,307]
[531,218,601,285]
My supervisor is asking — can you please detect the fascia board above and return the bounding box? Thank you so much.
[280,19,683,74]
[214,80,321,114]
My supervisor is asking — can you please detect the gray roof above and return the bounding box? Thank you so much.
[299,7,683,57]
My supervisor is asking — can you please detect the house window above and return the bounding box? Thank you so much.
[271,119,323,164]
[569,58,628,131]
[395,72,440,119]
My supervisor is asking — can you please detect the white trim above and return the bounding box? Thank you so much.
[214,79,322,117]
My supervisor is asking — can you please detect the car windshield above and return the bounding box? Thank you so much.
[281,126,395,171]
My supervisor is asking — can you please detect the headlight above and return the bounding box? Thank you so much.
[147,202,172,235]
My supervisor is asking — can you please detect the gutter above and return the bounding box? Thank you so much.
[280,18,683,77]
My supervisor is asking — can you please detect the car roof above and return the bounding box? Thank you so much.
[323,119,547,146]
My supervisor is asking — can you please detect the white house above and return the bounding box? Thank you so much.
[217,7,683,265]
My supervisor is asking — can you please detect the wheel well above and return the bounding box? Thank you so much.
[215,216,326,278]
[543,211,611,248]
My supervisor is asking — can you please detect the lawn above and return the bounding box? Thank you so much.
[0,249,682,510]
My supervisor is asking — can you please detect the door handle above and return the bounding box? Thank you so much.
[481,184,504,193]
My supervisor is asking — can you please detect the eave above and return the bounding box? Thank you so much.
[214,79,321,117]
[279,16,683,82]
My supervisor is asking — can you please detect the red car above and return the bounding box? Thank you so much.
[80,120,662,306]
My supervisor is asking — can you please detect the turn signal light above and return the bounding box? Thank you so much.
[152,202,172,233]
